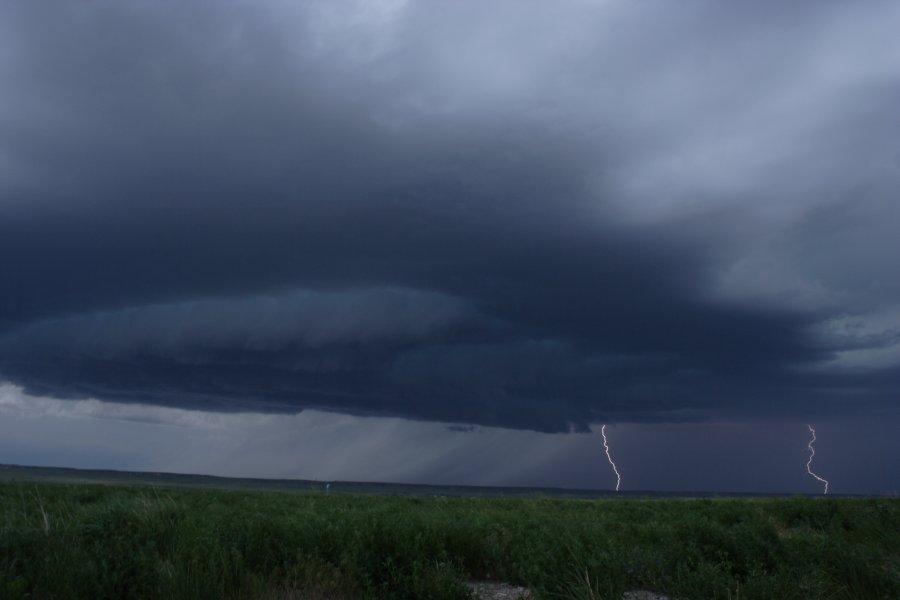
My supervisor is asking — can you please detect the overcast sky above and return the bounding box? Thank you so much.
[1,1,898,493]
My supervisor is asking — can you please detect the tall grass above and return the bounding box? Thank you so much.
[1,483,897,599]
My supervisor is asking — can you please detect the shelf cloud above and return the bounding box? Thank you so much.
[1,0,898,431]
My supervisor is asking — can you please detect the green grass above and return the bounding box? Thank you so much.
[1,482,897,599]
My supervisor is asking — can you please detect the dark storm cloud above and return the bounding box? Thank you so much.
[1,0,898,431]
[2,289,471,355]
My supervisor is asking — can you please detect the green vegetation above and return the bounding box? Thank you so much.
[1,482,897,600]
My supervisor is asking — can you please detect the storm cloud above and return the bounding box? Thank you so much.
[1,0,898,432]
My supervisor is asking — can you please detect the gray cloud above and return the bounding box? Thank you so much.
[2,288,471,356]
[2,383,898,494]
[1,0,898,431]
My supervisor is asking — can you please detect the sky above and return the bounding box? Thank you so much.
[1,0,898,494]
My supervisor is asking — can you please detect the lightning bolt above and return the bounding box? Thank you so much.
[601,424,621,492]
[805,424,829,495]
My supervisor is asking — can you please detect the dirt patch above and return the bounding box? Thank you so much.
[623,592,671,600]
[467,581,534,599]
[467,581,671,600]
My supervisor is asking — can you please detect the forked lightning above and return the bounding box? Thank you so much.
[601,424,622,492]
[805,424,829,495]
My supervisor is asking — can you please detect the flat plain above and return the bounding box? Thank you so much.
[1,466,897,599]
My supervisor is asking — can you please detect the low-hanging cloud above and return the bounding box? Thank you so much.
[1,288,472,357]
[0,0,898,431]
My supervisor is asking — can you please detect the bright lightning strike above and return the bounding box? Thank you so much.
[805,424,829,495]
[601,424,622,492]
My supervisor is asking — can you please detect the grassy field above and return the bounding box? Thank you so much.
[1,481,897,600]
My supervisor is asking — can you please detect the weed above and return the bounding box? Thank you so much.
[0,483,897,599]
